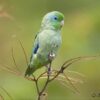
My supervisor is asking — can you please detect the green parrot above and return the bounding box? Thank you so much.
[25,11,64,76]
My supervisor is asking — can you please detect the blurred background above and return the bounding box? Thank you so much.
[0,0,100,100]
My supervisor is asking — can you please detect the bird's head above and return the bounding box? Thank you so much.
[41,11,64,30]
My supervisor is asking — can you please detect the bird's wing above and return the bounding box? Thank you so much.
[30,32,39,62]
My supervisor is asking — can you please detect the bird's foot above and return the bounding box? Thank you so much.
[46,65,52,75]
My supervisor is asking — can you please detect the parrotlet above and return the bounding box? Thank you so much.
[25,11,64,76]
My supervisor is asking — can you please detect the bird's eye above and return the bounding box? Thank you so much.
[54,16,58,20]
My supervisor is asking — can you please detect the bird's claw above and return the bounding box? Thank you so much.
[48,52,55,61]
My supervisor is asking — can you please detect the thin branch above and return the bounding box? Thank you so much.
[34,72,83,95]
[35,80,40,96]
[38,67,51,99]
[39,75,49,96]
[1,51,99,100]
[0,63,22,76]
[67,70,85,78]
[23,55,100,100]
[48,58,81,82]
[36,71,84,84]
[59,80,78,94]
[62,55,100,69]
[25,77,35,81]
[37,71,47,81]
[63,72,80,93]
[18,39,28,66]
[11,47,20,72]
[49,55,100,82]
[61,58,82,71]
[49,70,60,82]
[0,87,13,100]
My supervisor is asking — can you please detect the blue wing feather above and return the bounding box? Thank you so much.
[30,33,39,62]
[33,43,39,54]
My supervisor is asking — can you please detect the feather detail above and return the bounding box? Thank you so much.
[34,43,39,54]
[25,65,36,76]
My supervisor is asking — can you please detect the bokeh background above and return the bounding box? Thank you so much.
[0,0,100,100]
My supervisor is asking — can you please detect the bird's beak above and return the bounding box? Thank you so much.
[61,20,64,26]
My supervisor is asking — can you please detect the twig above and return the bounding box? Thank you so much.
[1,41,100,100]
[67,70,85,78]
[49,55,99,82]
[37,63,51,100]
[35,80,40,95]
[63,72,80,93]
[0,62,22,77]
[11,47,20,72]
[38,75,49,98]
[62,55,100,69]
[37,71,47,81]
[18,39,28,66]
[0,87,13,100]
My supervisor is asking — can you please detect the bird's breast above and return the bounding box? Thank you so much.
[39,30,62,53]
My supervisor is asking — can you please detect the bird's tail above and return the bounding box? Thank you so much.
[25,65,36,77]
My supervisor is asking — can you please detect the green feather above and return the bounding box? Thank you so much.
[25,11,64,76]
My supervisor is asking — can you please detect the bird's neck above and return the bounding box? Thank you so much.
[40,24,61,31]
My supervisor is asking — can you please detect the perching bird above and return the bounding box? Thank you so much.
[25,11,64,76]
